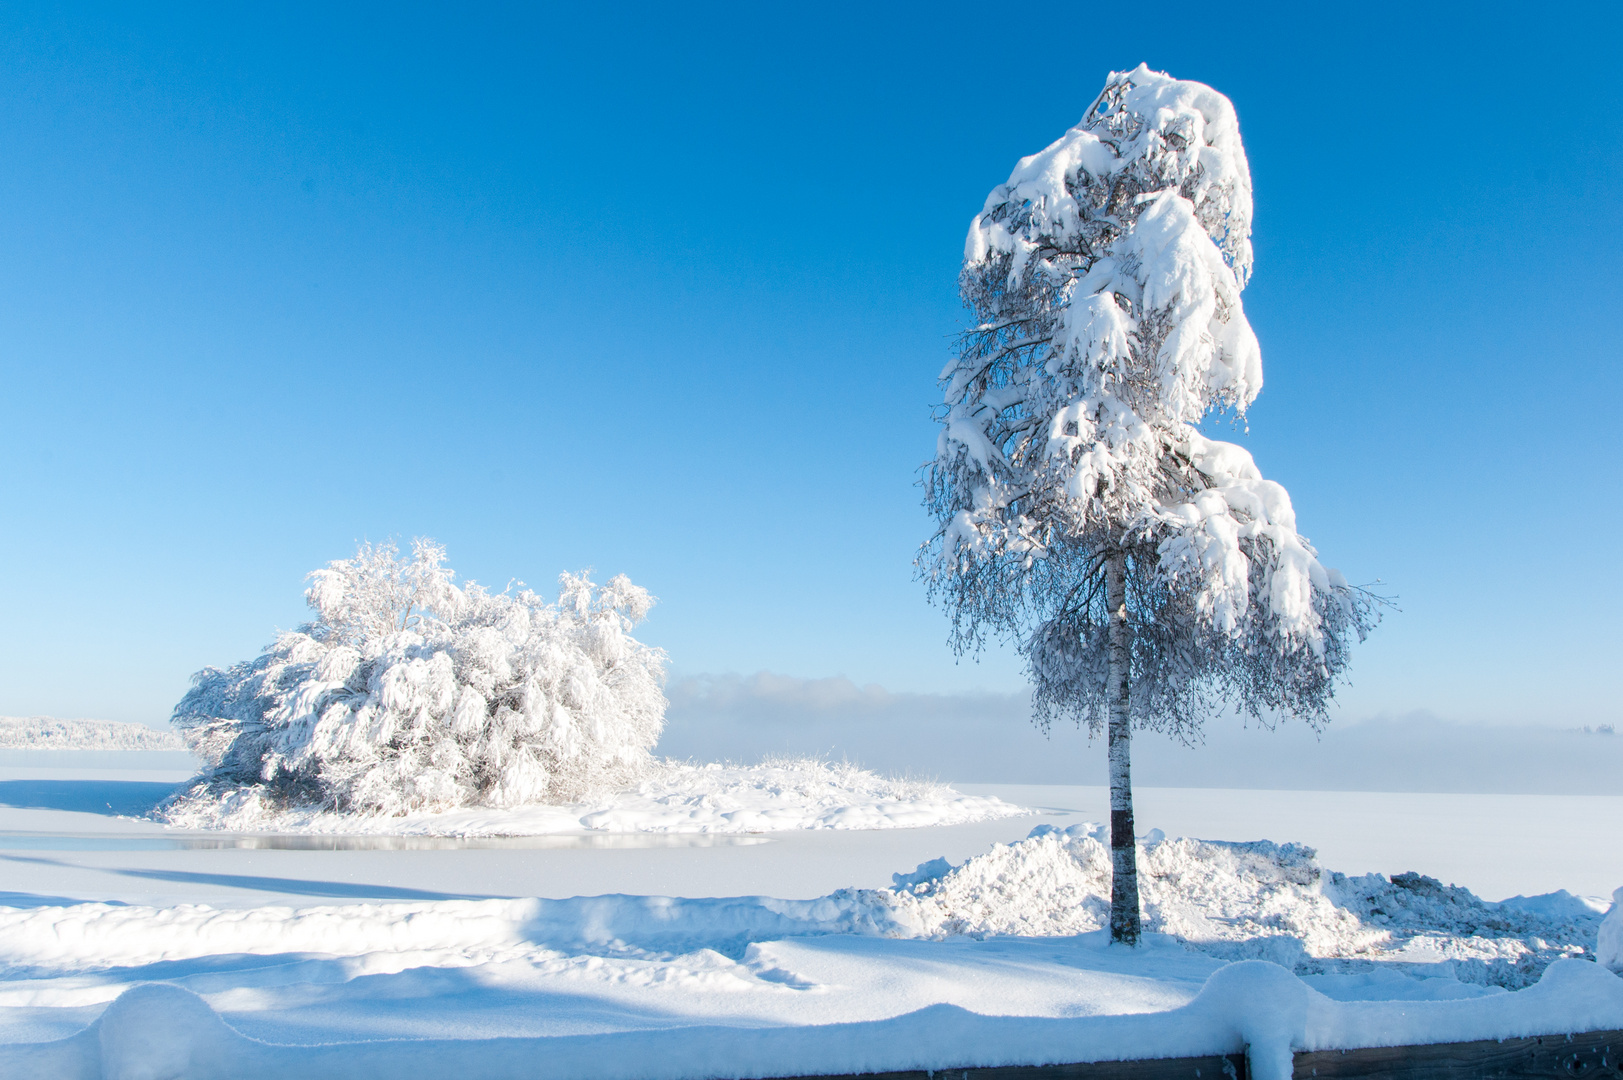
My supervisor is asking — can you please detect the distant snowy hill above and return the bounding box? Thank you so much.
[0,716,186,751]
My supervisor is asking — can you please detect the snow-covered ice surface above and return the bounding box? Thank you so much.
[158,758,1028,835]
[2,765,1620,1078]
[0,717,183,751]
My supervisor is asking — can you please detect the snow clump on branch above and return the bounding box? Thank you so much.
[165,540,667,819]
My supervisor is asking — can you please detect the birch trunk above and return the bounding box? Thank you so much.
[1105,549,1142,945]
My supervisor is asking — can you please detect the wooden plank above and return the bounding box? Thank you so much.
[1292,1029,1623,1080]
[760,1054,1247,1080]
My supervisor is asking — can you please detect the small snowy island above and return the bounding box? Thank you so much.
[151,539,1023,837]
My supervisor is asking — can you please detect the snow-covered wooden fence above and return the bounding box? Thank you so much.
[1291,1028,1622,1078]
[777,1028,1623,1080]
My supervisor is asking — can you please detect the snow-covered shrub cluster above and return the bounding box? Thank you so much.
[877,826,1604,989]
[0,716,185,751]
[165,540,668,819]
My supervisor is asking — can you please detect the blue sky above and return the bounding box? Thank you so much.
[0,2,1618,732]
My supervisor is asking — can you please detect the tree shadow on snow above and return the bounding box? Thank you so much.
[0,854,503,902]
[0,779,183,816]
[47,960,713,1044]
[0,889,120,908]
[99,865,505,902]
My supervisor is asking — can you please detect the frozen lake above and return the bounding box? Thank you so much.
[1,764,1618,905]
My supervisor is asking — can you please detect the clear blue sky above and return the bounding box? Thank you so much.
[1,2,1618,729]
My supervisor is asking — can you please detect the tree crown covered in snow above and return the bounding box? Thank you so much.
[923,65,1376,737]
[170,539,667,815]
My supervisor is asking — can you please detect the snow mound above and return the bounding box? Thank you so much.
[0,716,185,751]
[876,825,1606,988]
[155,757,1029,835]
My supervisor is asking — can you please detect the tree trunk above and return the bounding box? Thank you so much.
[1105,549,1142,945]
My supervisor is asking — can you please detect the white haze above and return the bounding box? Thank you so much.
[658,673,1622,795]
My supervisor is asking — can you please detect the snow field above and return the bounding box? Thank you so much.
[157,757,1027,836]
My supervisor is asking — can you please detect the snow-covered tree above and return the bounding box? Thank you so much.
[922,66,1378,944]
[169,539,668,818]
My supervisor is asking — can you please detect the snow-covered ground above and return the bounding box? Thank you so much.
[159,758,1026,836]
[1,761,1620,1078]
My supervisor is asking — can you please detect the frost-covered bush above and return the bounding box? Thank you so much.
[167,540,667,818]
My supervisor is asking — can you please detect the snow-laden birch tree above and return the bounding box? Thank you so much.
[168,539,668,822]
[922,66,1377,945]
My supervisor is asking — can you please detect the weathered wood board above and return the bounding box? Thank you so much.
[1292,1029,1623,1080]
[752,1028,1623,1080]
[767,1055,1247,1080]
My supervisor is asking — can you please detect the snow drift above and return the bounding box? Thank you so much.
[880,825,1607,988]
[167,540,667,819]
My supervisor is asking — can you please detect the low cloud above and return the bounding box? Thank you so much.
[658,672,1623,795]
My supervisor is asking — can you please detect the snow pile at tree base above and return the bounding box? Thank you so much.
[156,757,1028,835]
[875,824,1607,988]
[0,716,185,751]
